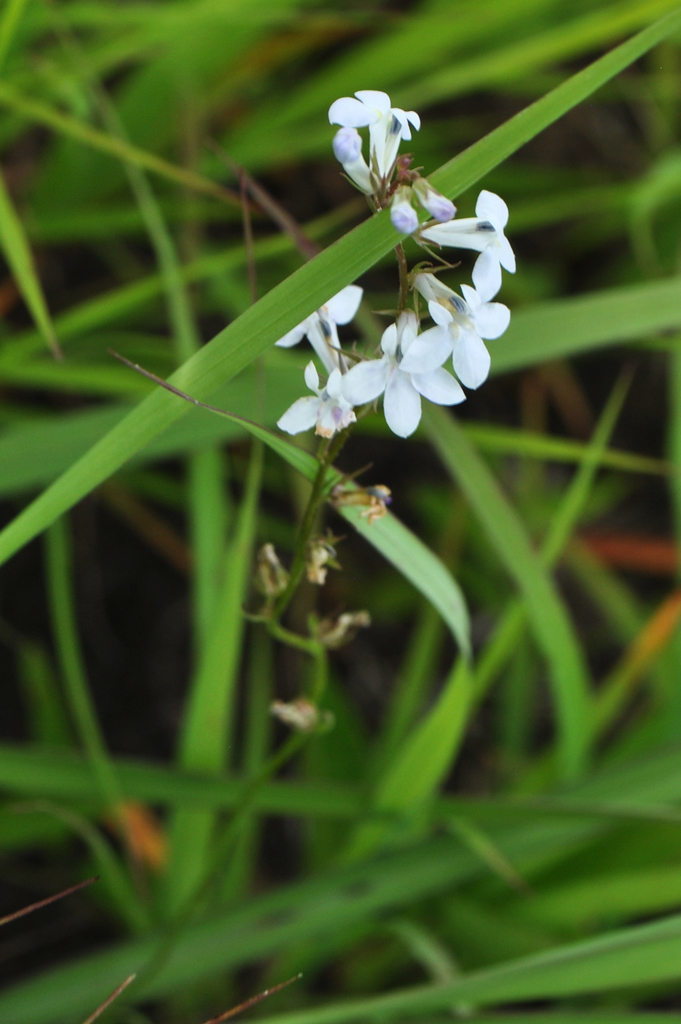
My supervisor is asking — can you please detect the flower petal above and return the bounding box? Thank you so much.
[354,90,391,114]
[453,330,491,390]
[307,319,338,373]
[472,247,501,302]
[411,367,466,405]
[304,360,319,391]
[342,358,389,404]
[325,284,363,325]
[406,110,421,131]
[475,190,508,231]
[399,325,452,374]
[275,322,307,348]
[427,299,453,327]
[325,367,344,399]
[420,218,487,252]
[474,300,510,340]
[498,234,516,273]
[277,397,319,434]
[380,322,398,357]
[328,97,375,127]
[384,370,422,438]
[460,283,481,313]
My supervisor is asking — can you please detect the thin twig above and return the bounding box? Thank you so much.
[0,876,97,927]
[200,974,302,1024]
[208,140,320,261]
[80,974,136,1024]
[239,166,258,304]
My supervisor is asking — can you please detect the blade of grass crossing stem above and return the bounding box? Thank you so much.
[0,173,60,357]
[344,660,472,860]
[165,442,263,917]
[423,406,590,780]
[0,11,680,567]
[472,373,632,710]
[96,376,471,658]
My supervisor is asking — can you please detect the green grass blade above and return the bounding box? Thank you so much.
[165,442,263,914]
[44,517,123,814]
[344,660,472,860]
[423,407,591,780]
[0,171,60,357]
[0,0,30,70]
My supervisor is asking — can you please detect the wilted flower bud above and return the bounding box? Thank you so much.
[270,698,334,733]
[413,178,456,223]
[331,483,392,525]
[306,535,341,586]
[316,610,371,649]
[390,185,418,234]
[254,543,289,598]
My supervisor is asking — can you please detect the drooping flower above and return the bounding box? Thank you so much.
[342,311,464,438]
[420,190,515,301]
[332,127,372,194]
[328,90,420,183]
[275,285,363,373]
[277,361,356,438]
[390,185,419,234]
[415,273,510,390]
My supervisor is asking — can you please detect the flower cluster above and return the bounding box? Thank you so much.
[274,90,515,440]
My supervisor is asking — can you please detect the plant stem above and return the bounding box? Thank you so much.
[395,242,409,312]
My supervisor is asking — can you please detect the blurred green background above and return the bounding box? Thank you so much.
[4,1,681,1022]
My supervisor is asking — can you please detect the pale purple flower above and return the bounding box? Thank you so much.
[328,90,420,182]
[420,190,515,301]
[415,273,510,390]
[277,362,356,438]
[275,285,363,373]
[343,311,464,438]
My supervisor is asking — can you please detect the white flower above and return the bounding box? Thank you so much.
[419,190,515,301]
[390,186,419,234]
[415,273,510,390]
[332,127,372,194]
[277,362,356,438]
[275,285,363,373]
[328,90,420,183]
[343,311,464,438]
[412,178,456,223]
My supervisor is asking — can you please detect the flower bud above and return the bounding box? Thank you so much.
[306,535,340,586]
[254,543,289,598]
[331,483,391,525]
[316,610,371,649]
[413,178,456,223]
[390,186,418,234]
[270,699,334,733]
[333,126,362,164]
